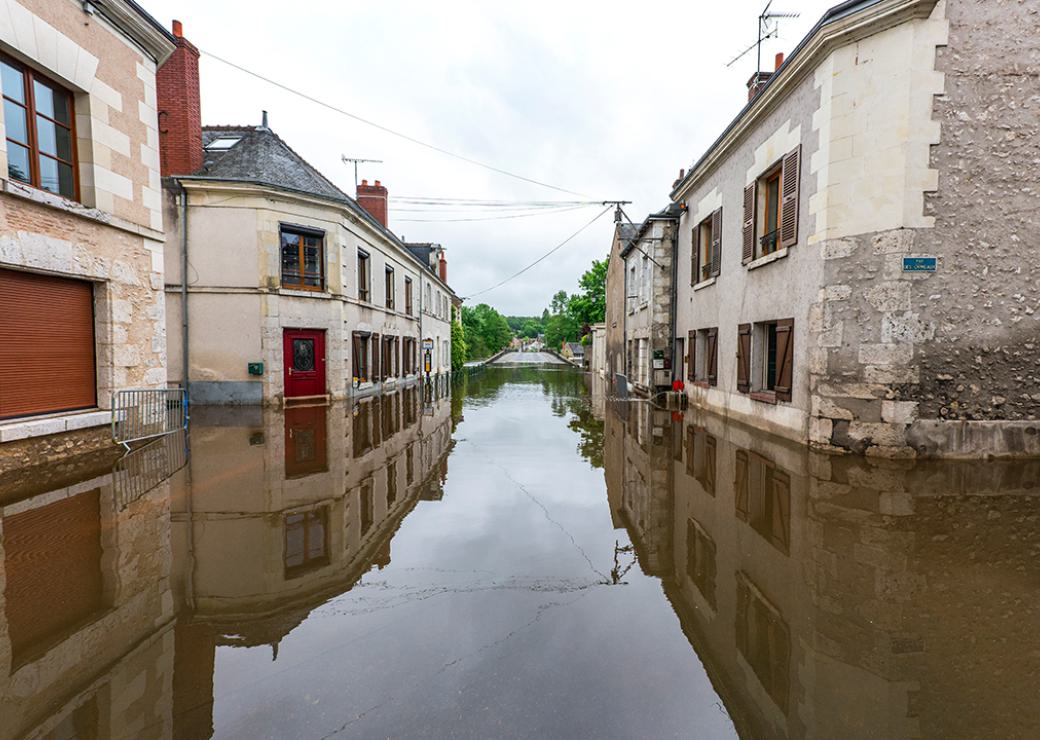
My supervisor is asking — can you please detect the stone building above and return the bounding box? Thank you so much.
[157,24,455,406]
[0,1,175,459]
[620,206,679,396]
[670,0,1039,457]
[603,221,636,388]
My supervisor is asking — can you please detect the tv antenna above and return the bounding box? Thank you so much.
[341,156,383,189]
[726,1,800,78]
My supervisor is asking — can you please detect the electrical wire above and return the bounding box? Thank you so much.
[463,206,612,300]
[395,204,595,223]
[200,49,590,198]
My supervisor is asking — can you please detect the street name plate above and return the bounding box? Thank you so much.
[903,256,937,272]
[421,339,434,350]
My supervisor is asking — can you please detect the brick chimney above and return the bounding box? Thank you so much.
[356,179,388,227]
[746,52,785,102]
[438,250,447,283]
[156,20,203,176]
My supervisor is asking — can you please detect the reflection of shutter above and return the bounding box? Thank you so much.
[775,319,794,401]
[685,426,695,476]
[742,183,756,264]
[771,470,791,553]
[687,330,696,381]
[691,225,699,286]
[780,145,801,248]
[351,334,360,382]
[734,450,750,521]
[711,208,722,277]
[706,327,718,386]
[737,324,752,393]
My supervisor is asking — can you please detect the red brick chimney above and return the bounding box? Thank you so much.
[156,21,203,177]
[356,179,388,227]
[746,52,786,102]
[438,251,447,283]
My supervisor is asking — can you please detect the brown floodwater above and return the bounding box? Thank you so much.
[1,366,1038,739]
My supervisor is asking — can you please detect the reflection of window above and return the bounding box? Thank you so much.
[387,461,397,506]
[1,57,76,199]
[686,427,717,495]
[686,519,717,609]
[735,571,790,712]
[406,443,415,484]
[352,399,373,457]
[4,489,103,663]
[734,449,791,554]
[360,480,374,536]
[280,226,324,290]
[284,508,329,578]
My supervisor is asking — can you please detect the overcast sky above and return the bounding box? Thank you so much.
[144,0,836,315]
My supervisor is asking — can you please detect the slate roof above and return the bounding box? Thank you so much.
[402,242,438,275]
[198,126,352,204]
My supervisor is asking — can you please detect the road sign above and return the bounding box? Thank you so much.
[421,339,434,351]
[903,256,937,272]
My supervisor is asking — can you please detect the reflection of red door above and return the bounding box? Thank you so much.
[284,404,328,478]
[283,329,326,398]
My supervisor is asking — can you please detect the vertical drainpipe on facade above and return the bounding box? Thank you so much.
[668,220,679,387]
[179,186,190,394]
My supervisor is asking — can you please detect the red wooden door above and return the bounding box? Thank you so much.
[283,329,326,398]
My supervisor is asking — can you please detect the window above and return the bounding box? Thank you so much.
[352,332,370,384]
[736,320,793,402]
[385,266,395,309]
[359,480,374,536]
[628,263,637,312]
[734,449,791,555]
[387,461,398,506]
[280,226,324,290]
[357,251,370,302]
[693,209,722,284]
[1,57,76,199]
[742,146,801,264]
[686,328,718,386]
[424,283,432,313]
[204,136,240,150]
[405,277,413,315]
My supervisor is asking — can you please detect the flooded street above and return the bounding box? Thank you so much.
[2,366,1039,739]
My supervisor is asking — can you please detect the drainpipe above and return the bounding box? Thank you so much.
[668,220,679,386]
[180,187,190,393]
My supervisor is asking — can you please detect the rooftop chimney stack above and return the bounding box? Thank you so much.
[356,179,389,228]
[438,250,447,284]
[156,20,203,176]
[775,52,785,71]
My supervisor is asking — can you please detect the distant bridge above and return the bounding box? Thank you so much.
[489,351,567,365]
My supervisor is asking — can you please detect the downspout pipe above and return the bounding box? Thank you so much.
[180,186,190,395]
[668,219,679,387]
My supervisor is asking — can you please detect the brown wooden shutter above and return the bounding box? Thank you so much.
[711,208,722,277]
[351,334,360,382]
[780,145,801,249]
[736,323,752,393]
[687,330,696,382]
[742,183,756,265]
[774,318,794,402]
[706,327,718,386]
[0,269,96,419]
[691,225,699,286]
[372,333,380,381]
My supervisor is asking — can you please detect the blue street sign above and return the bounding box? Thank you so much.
[903,256,937,272]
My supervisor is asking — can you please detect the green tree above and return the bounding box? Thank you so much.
[451,306,467,372]
[460,303,512,360]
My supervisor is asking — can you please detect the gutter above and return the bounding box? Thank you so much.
[668,223,679,386]
[179,186,190,393]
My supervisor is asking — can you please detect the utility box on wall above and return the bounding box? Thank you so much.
[248,362,264,376]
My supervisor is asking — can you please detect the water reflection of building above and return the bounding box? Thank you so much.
[169,384,453,736]
[606,401,1040,740]
[0,434,184,740]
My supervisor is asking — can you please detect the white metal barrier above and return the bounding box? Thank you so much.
[111,388,188,448]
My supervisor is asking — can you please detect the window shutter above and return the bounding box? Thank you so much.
[352,334,360,382]
[780,145,800,249]
[774,318,794,401]
[372,333,380,381]
[707,327,718,386]
[711,208,722,277]
[742,183,756,265]
[691,225,699,286]
[736,323,751,393]
[687,330,696,382]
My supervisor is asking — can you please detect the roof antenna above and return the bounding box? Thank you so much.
[258,110,269,130]
[726,1,799,75]
[342,156,383,190]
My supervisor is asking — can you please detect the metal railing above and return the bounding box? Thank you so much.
[112,429,188,509]
[112,388,189,448]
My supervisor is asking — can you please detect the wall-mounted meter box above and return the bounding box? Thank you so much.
[248,362,264,376]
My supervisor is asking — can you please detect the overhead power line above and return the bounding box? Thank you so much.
[463,206,613,300]
[200,49,589,198]
[394,204,595,223]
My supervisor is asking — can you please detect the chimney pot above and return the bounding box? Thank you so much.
[172,19,183,38]
[775,52,785,71]
[374,180,381,187]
